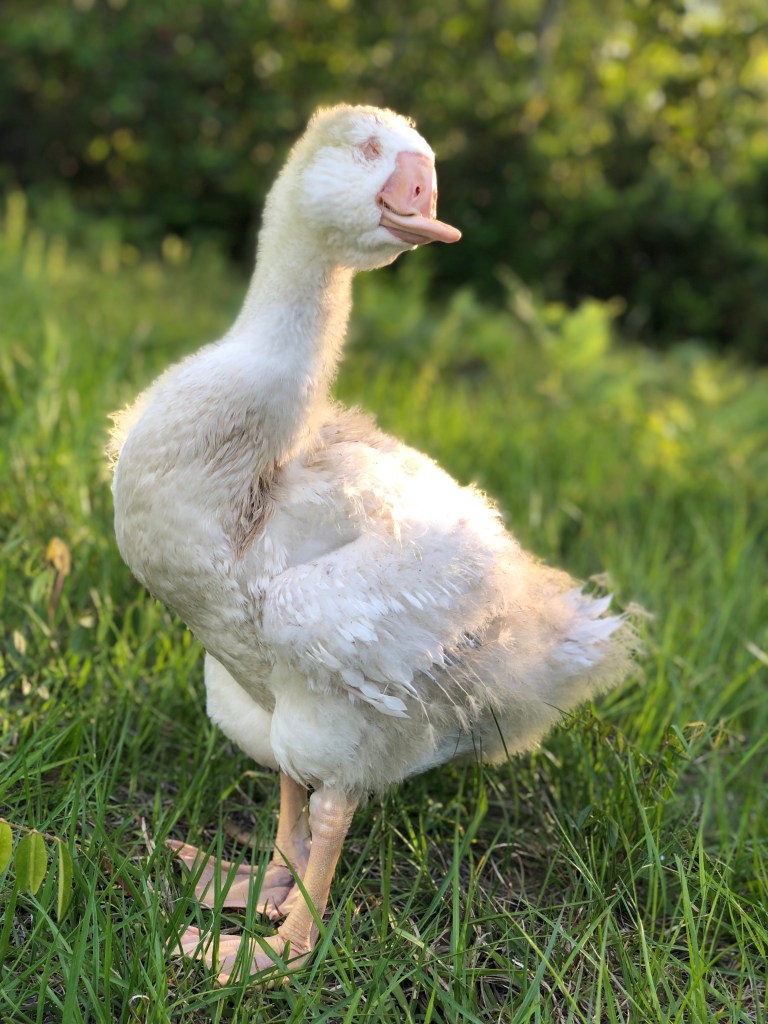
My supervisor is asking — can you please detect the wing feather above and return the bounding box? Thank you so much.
[261,517,500,716]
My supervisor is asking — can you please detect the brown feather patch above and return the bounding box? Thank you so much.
[231,469,276,558]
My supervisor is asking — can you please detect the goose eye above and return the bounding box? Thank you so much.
[358,137,382,162]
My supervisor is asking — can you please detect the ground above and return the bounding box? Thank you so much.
[0,209,766,1022]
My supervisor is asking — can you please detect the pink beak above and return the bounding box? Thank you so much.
[377,152,462,246]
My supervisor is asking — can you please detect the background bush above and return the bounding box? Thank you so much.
[1,0,767,359]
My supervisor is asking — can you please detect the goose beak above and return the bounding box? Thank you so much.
[377,152,462,246]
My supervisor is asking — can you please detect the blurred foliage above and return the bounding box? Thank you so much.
[1,0,767,359]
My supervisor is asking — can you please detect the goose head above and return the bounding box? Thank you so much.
[262,104,461,272]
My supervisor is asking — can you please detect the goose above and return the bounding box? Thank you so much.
[110,103,634,983]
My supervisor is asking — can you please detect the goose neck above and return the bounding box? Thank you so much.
[226,245,355,467]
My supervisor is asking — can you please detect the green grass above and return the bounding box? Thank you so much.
[1,191,767,1022]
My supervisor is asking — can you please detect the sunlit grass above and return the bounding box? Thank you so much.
[1,194,766,1022]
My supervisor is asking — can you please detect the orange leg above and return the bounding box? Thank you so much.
[178,786,356,984]
[270,786,356,958]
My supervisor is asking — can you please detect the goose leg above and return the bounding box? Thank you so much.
[264,772,312,917]
[268,786,356,960]
[169,772,310,918]
[182,786,356,984]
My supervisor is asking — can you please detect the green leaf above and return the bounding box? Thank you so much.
[15,831,47,895]
[56,839,74,919]
[0,821,12,873]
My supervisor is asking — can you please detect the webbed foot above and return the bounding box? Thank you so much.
[167,839,300,919]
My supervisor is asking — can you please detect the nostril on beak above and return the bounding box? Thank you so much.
[378,151,446,223]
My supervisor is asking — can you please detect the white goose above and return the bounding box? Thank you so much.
[111,104,634,982]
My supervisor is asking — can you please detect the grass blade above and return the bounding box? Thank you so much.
[56,838,74,920]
